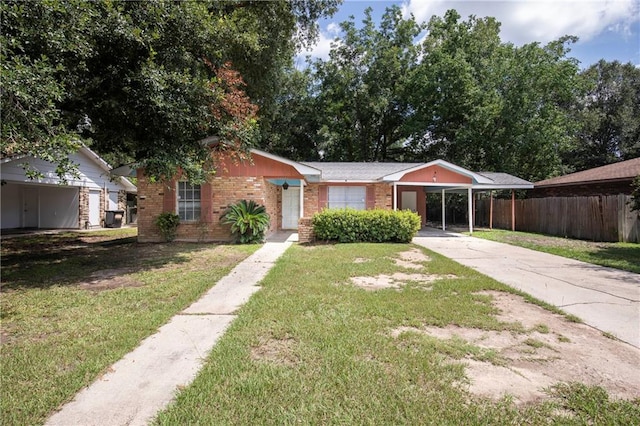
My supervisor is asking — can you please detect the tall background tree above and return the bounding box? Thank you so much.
[1,0,339,181]
[312,6,422,161]
[566,60,640,171]
[269,8,639,181]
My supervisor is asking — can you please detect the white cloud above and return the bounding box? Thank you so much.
[401,0,639,45]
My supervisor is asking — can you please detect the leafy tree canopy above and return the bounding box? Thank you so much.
[1,0,339,182]
[565,60,640,172]
[269,8,631,182]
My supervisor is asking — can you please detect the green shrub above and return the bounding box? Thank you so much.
[155,212,180,242]
[312,208,421,243]
[221,200,270,244]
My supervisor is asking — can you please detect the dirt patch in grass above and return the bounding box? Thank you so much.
[77,268,145,291]
[391,291,640,404]
[350,272,456,291]
[394,248,431,269]
[251,336,300,366]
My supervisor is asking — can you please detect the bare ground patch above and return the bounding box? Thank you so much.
[391,291,640,404]
[350,272,456,291]
[391,248,431,269]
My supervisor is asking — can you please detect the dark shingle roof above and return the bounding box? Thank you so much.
[477,172,532,186]
[535,158,640,187]
[302,162,421,181]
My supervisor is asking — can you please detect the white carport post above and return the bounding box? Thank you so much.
[441,189,446,231]
[393,182,398,211]
[468,187,473,234]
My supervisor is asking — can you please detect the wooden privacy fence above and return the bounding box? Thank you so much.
[476,194,640,243]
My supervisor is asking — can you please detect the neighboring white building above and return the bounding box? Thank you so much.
[1,146,137,230]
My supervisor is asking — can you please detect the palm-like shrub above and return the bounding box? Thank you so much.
[221,200,270,243]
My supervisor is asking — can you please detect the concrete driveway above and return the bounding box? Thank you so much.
[413,230,640,349]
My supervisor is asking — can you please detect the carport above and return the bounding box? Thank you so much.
[384,161,533,233]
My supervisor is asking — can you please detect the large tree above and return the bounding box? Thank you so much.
[566,60,640,171]
[310,6,422,161]
[1,0,339,181]
[407,10,582,181]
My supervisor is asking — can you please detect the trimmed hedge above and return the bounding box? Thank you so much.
[312,208,421,243]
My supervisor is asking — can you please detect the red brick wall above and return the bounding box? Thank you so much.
[137,171,275,242]
[374,183,392,209]
[264,181,280,234]
[303,184,320,217]
[298,217,315,243]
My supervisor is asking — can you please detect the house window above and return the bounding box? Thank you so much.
[177,181,201,221]
[328,186,366,210]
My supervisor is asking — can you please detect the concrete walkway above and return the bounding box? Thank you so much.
[46,233,297,426]
[413,229,640,348]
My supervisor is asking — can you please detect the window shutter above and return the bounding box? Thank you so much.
[200,182,212,222]
[318,186,328,210]
[366,186,375,210]
[163,180,176,212]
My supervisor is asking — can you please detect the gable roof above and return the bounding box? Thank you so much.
[2,146,137,192]
[302,159,532,189]
[535,158,640,188]
[381,159,494,184]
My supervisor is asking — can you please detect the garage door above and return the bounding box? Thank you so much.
[39,186,80,228]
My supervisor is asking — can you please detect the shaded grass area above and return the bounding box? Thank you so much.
[155,243,639,425]
[470,229,640,274]
[1,229,258,426]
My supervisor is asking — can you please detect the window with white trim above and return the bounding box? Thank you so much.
[177,181,201,221]
[328,186,366,210]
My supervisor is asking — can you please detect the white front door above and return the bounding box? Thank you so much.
[282,187,300,229]
[23,188,39,228]
[89,191,101,227]
[401,191,417,212]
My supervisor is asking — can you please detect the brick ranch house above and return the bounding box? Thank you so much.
[130,149,532,243]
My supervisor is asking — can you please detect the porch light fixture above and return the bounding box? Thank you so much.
[432,171,437,182]
[282,181,289,190]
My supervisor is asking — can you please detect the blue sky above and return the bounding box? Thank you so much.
[299,0,640,69]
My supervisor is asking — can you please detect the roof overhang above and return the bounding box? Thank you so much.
[535,177,632,188]
[250,149,322,182]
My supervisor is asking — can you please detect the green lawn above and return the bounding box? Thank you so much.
[0,229,258,426]
[154,243,639,425]
[470,229,640,274]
